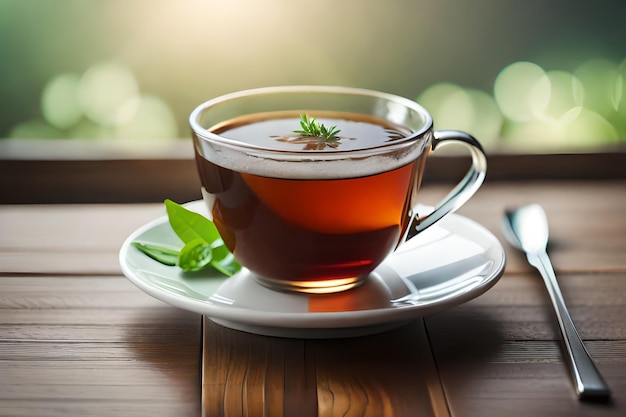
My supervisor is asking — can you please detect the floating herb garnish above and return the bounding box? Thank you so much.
[272,114,353,150]
[132,199,241,276]
[293,114,341,139]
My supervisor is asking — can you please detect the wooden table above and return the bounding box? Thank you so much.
[1,175,625,416]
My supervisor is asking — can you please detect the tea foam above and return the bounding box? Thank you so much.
[195,112,430,179]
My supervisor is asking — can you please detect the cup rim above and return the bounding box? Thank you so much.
[189,85,434,156]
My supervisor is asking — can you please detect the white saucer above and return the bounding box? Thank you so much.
[119,201,505,338]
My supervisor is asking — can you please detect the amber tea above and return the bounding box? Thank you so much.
[195,111,427,292]
[190,86,486,293]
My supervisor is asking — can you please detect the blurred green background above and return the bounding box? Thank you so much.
[1,0,625,153]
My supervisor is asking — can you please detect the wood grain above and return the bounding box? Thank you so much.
[426,271,626,417]
[1,179,625,416]
[0,276,202,417]
[202,318,449,417]
[453,180,626,273]
[1,181,624,274]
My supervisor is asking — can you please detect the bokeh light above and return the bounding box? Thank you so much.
[9,60,179,142]
[77,61,140,127]
[8,56,626,152]
[529,70,583,122]
[565,108,618,147]
[2,1,625,153]
[575,59,621,116]
[41,73,82,129]
[417,82,502,147]
[9,120,64,139]
[616,58,626,134]
[494,62,547,122]
[415,57,625,151]
[114,95,178,139]
[502,119,565,151]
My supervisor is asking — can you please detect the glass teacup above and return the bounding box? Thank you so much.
[190,86,486,293]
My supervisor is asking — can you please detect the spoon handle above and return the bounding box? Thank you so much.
[527,251,611,400]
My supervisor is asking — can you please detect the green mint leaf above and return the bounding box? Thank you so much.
[132,200,240,277]
[209,242,241,276]
[177,238,213,272]
[211,257,241,276]
[131,242,179,266]
[165,199,221,244]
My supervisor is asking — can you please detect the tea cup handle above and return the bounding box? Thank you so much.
[405,130,487,240]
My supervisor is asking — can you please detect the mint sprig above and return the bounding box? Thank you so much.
[293,114,341,139]
[132,199,241,276]
[131,242,178,266]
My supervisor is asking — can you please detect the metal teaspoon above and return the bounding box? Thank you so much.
[502,204,611,401]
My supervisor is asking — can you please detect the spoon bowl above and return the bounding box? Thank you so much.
[503,203,549,253]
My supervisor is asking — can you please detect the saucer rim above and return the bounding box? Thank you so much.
[119,201,506,331]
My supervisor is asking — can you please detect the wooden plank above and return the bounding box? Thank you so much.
[453,180,626,273]
[451,272,626,339]
[0,203,164,274]
[0,276,168,310]
[425,271,626,417]
[202,318,449,417]
[308,320,449,417]
[0,203,165,251]
[0,182,624,416]
[1,181,625,275]
[0,274,202,417]
[0,402,200,417]
[203,320,287,417]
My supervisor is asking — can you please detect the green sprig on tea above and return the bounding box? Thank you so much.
[132,199,241,276]
[293,114,341,140]
[271,114,354,150]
